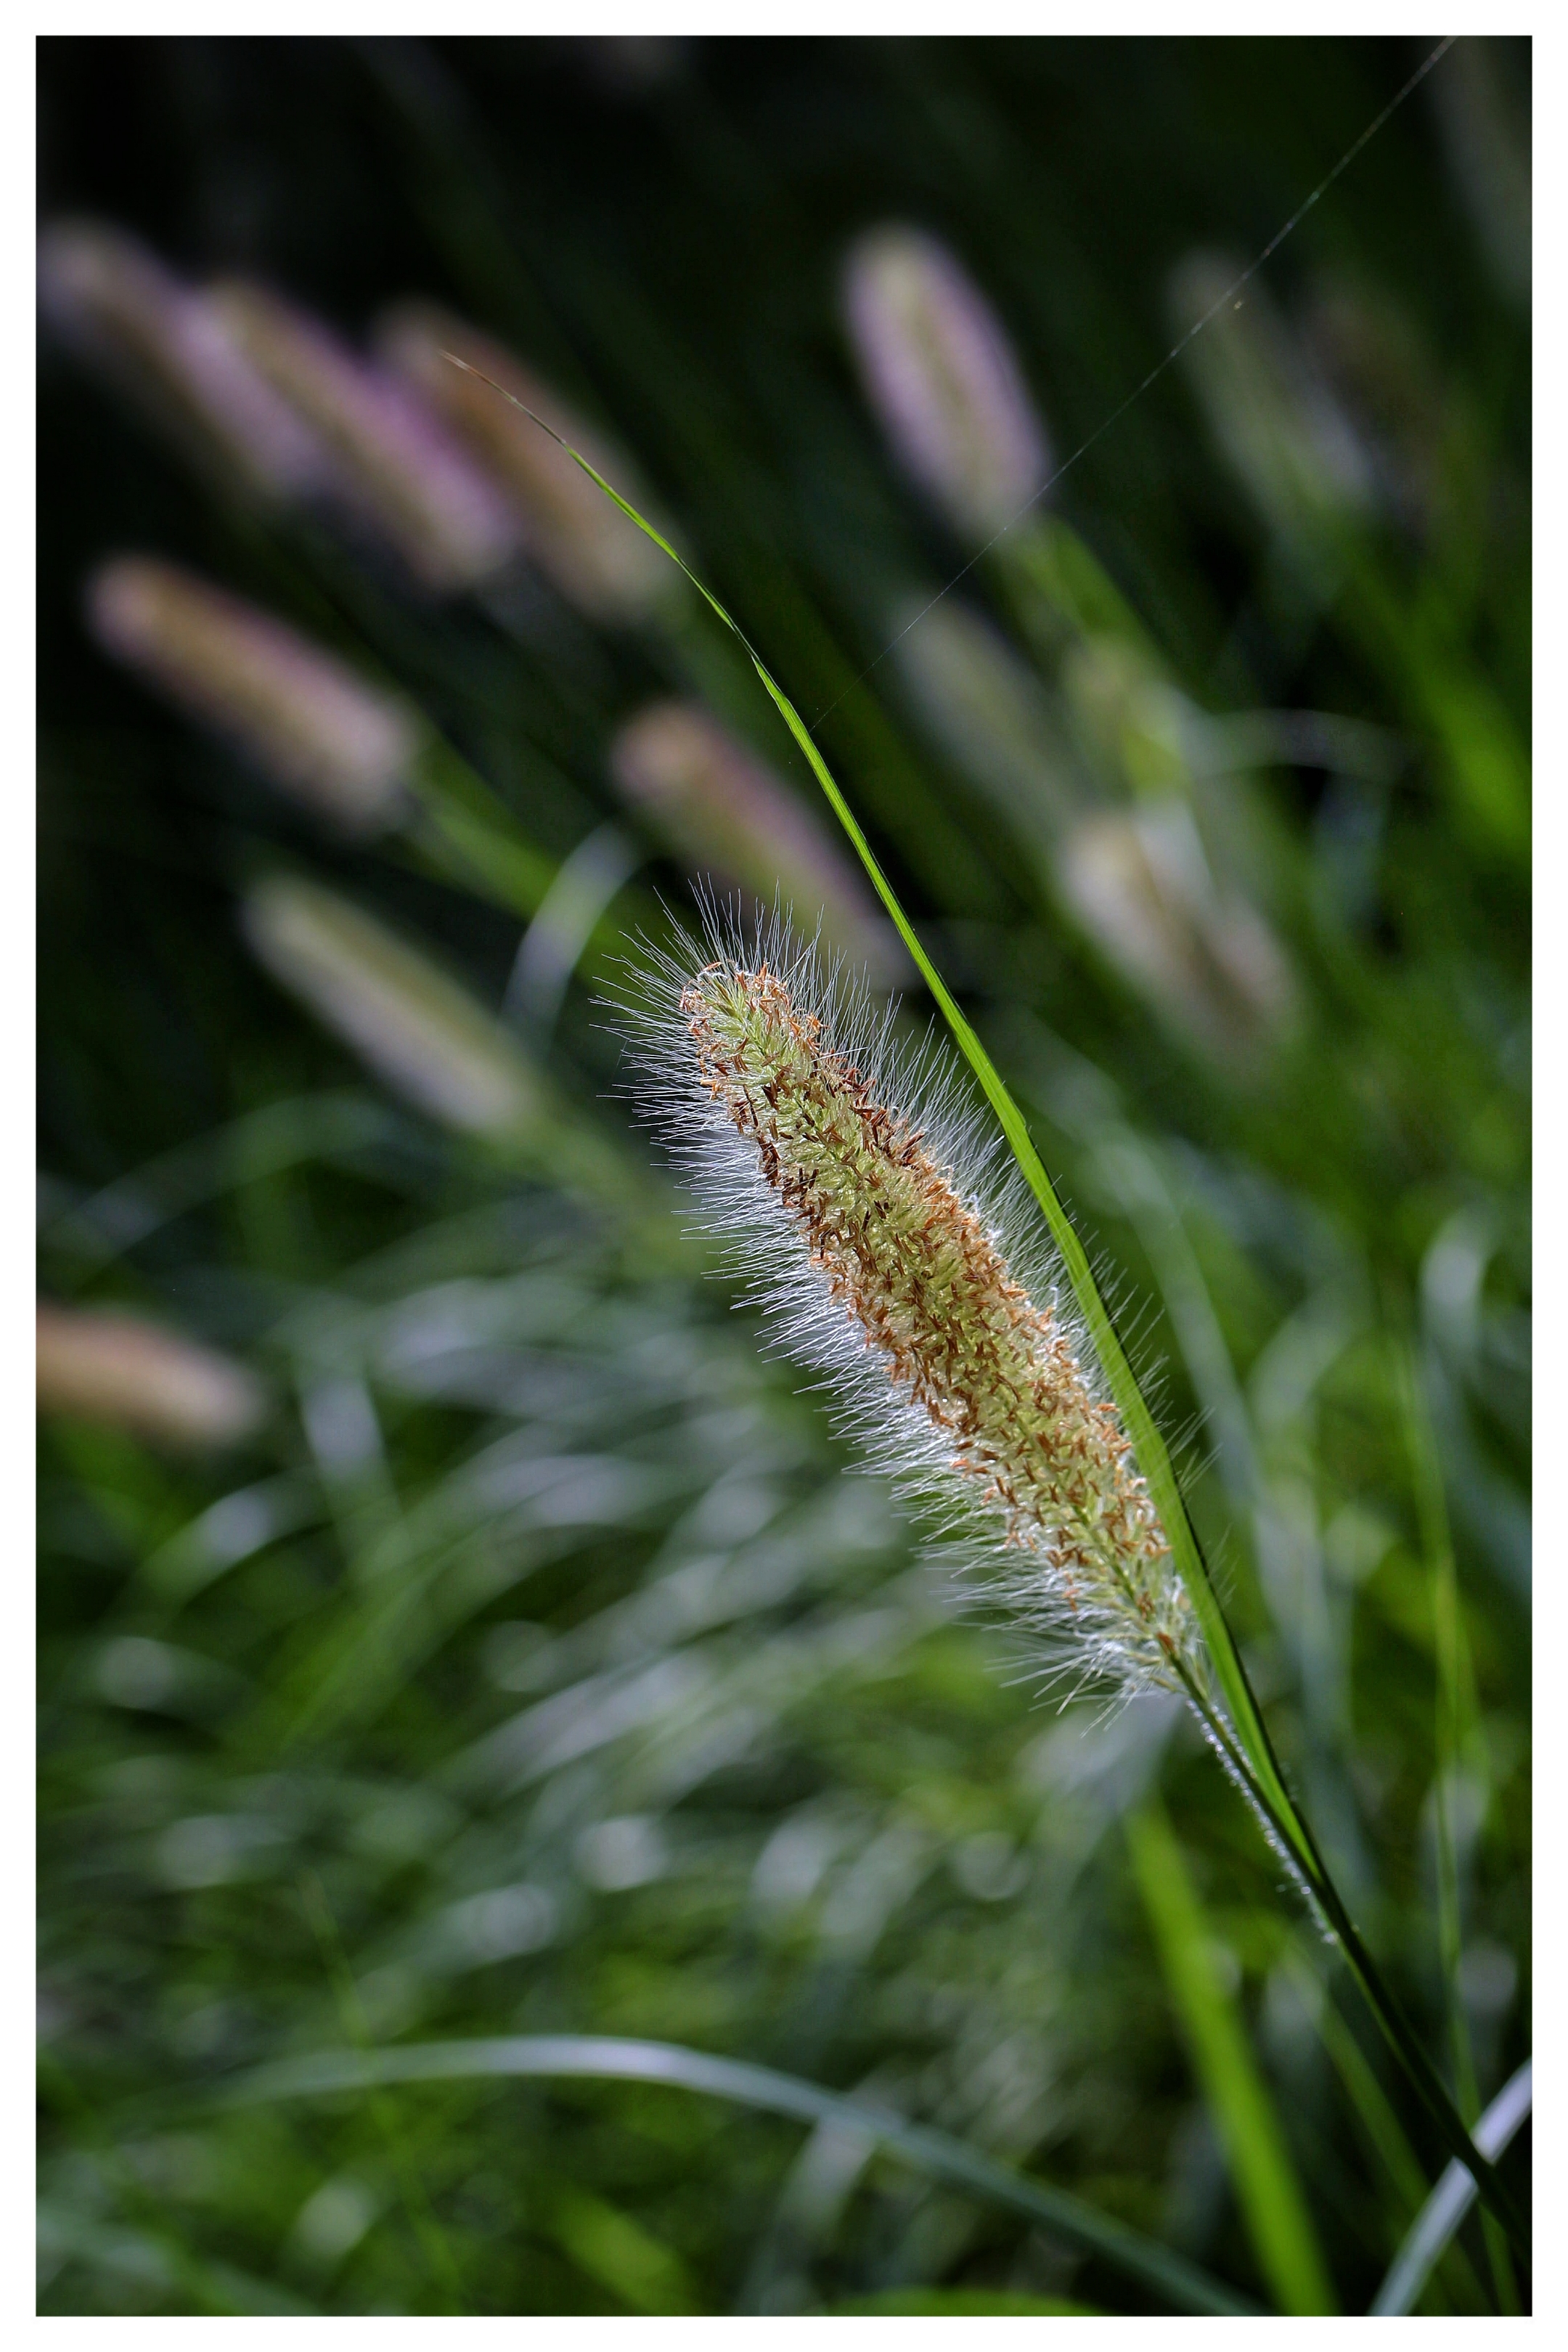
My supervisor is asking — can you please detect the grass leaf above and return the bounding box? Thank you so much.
[1127,1799,1335,2315]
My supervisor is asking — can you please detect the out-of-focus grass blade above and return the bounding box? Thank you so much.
[212,2031,1257,2314]
[1127,1801,1335,2315]
[1289,1954,1485,2312]
[1394,1330,1519,2313]
[38,1093,398,1278]
[549,2184,698,2315]
[37,2204,313,2317]
[433,359,1531,2271]
[1396,1335,1485,2107]
[1288,1957,1429,2216]
[409,736,656,972]
[1371,2061,1532,2316]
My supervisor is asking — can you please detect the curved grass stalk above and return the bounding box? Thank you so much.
[438,356,1529,2271]
[212,2032,1255,2314]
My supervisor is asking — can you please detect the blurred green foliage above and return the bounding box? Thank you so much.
[38,34,1528,2316]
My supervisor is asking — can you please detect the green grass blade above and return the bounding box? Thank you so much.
[1127,1802,1336,2315]
[1396,1332,1484,2117]
[548,2184,697,2314]
[298,1872,467,2311]
[211,2032,1257,2314]
[1288,1955,1429,2221]
[407,737,653,972]
[38,1093,396,1279]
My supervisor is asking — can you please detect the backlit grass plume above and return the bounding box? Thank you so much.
[622,908,1211,1702]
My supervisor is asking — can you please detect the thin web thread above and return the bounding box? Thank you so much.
[807,34,1457,735]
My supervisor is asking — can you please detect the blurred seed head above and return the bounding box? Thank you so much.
[377,303,671,622]
[86,557,422,835]
[36,1301,268,1448]
[208,279,523,592]
[893,599,1085,847]
[1169,253,1376,550]
[241,876,544,1138]
[609,700,907,984]
[1055,805,1297,1061]
[842,224,1050,541]
[1299,276,1447,542]
[38,219,328,500]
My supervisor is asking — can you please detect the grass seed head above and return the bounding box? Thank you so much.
[1056,805,1297,1062]
[38,219,326,500]
[377,302,671,621]
[621,910,1208,1699]
[1168,250,1375,550]
[209,280,522,593]
[242,876,543,1138]
[841,224,1050,542]
[36,1302,268,1448]
[610,702,905,985]
[87,558,420,836]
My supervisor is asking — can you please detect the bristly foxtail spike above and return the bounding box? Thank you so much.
[614,906,1218,1709]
